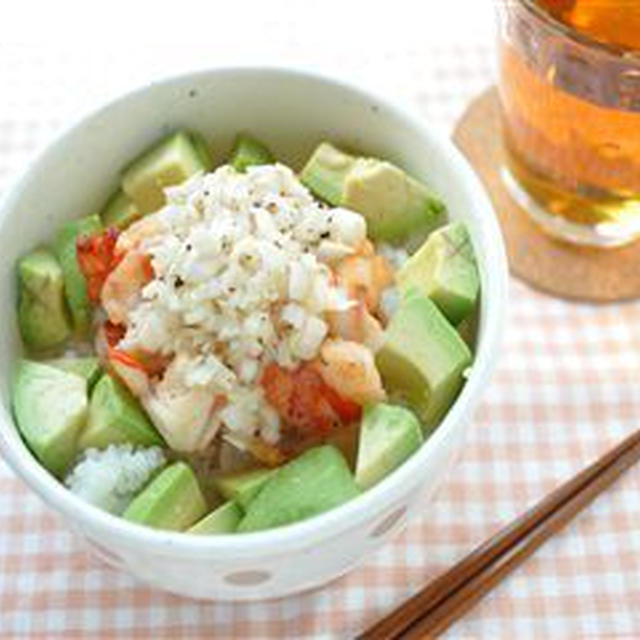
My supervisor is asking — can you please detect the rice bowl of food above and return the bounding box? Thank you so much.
[0,67,507,600]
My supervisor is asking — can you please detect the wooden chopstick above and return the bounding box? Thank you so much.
[359,428,640,640]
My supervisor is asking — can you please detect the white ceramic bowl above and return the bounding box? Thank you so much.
[0,68,507,601]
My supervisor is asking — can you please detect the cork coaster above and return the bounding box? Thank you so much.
[452,87,640,302]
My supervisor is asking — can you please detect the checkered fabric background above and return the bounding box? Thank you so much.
[2,12,640,637]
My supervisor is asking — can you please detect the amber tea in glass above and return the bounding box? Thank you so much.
[498,0,640,246]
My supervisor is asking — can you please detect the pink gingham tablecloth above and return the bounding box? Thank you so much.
[1,39,640,638]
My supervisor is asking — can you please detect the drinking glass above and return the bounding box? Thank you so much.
[497,0,640,247]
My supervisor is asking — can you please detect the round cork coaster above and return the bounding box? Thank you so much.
[452,87,640,302]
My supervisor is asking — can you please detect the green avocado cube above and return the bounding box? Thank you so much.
[123,462,207,531]
[46,357,102,392]
[53,215,102,335]
[355,403,423,490]
[212,468,274,510]
[78,374,163,451]
[300,142,445,243]
[342,158,444,244]
[188,501,243,535]
[300,142,357,206]
[122,130,212,214]
[17,248,71,351]
[190,131,214,169]
[100,189,141,231]
[237,446,360,533]
[12,360,88,477]
[397,222,480,324]
[375,293,472,429]
[229,133,275,172]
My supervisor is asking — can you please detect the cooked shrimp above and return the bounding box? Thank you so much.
[109,350,151,397]
[141,354,223,452]
[327,302,385,352]
[76,228,121,302]
[261,362,361,435]
[316,339,386,405]
[116,214,168,254]
[335,253,393,311]
[101,251,153,324]
[144,387,222,452]
[357,239,375,257]
[360,312,385,352]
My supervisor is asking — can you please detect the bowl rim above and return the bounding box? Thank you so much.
[0,65,508,557]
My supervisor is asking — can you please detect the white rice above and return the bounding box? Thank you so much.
[65,445,165,514]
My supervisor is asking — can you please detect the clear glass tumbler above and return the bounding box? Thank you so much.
[497,0,640,247]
